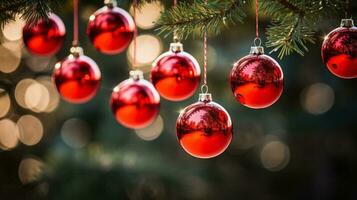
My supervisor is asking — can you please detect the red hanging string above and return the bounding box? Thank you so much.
[73,0,79,46]
[203,32,207,86]
[255,0,259,38]
[202,0,208,92]
[133,0,137,68]
[173,0,178,41]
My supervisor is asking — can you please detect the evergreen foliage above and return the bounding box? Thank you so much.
[0,0,350,58]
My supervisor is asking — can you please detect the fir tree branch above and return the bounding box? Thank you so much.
[262,0,344,58]
[156,0,246,39]
[0,0,60,28]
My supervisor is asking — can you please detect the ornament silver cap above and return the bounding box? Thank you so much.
[199,93,212,102]
[170,42,183,53]
[341,19,354,28]
[130,70,144,80]
[104,0,117,7]
[250,46,264,55]
[70,46,84,57]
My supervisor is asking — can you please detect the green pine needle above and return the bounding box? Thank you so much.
[156,0,246,39]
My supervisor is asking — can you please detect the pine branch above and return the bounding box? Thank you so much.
[156,0,246,39]
[0,0,59,28]
[262,0,344,58]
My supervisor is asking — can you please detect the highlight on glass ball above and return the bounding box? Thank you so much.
[23,13,66,56]
[53,46,101,104]
[321,19,357,79]
[110,70,160,129]
[176,93,233,159]
[151,42,201,101]
[230,46,284,109]
[87,1,135,55]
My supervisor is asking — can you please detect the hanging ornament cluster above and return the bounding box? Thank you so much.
[151,40,201,101]
[23,13,66,56]
[110,0,161,129]
[20,0,356,160]
[87,0,135,55]
[322,19,357,79]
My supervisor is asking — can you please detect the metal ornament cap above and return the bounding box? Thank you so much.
[104,0,117,7]
[170,42,184,53]
[250,46,265,55]
[70,46,84,57]
[130,70,144,80]
[199,93,212,102]
[341,19,354,28]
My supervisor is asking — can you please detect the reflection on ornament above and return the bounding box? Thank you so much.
[322,19,357,79]
[176,93,233,159]
[110,70,160,129]
[230,46,284,109]
[23,13,66,56]
[53,46,101,104]
[87,4,135,54]
[151,42,201,101]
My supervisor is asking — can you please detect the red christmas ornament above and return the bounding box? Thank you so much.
[176,93,233,159]
[110,70,160,129]
[53,46,101,104]
[322,19,357,79]
[23,13,66,56]
[87,2,135,55]
[151,42,201,101]
[230,46,284,109]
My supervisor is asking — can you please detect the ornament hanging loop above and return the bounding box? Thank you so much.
[253,37,262,47]
[251,37,264,54]
[201,84,209,94]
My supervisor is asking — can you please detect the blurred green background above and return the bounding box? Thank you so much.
[0,0,357,199]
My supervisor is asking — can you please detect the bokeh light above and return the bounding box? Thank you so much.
[36,76,60,113]
[260,138,290,172]
[25,55,57,72]
[301,83,335,115]
[127,34,162,70]
[17,115,44,146]
[130,2,164,29]
[61,118,90,149]
[18,157,45,184]
[2,15,25,41]
[0,40,22,73]
[15,78,37,109]
[25,81,50,113]
[0,119,19,150]
[135,115,164,141]
[0,89,11,118]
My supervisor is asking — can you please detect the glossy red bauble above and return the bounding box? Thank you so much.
[110,71,160,129]
[151,43,201,101]
[176,94,233,159]
[230,48,284,109]
[87,5,135,54]
[53,48,101,104]
[23,13,66,56]
[322,19,357,79]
